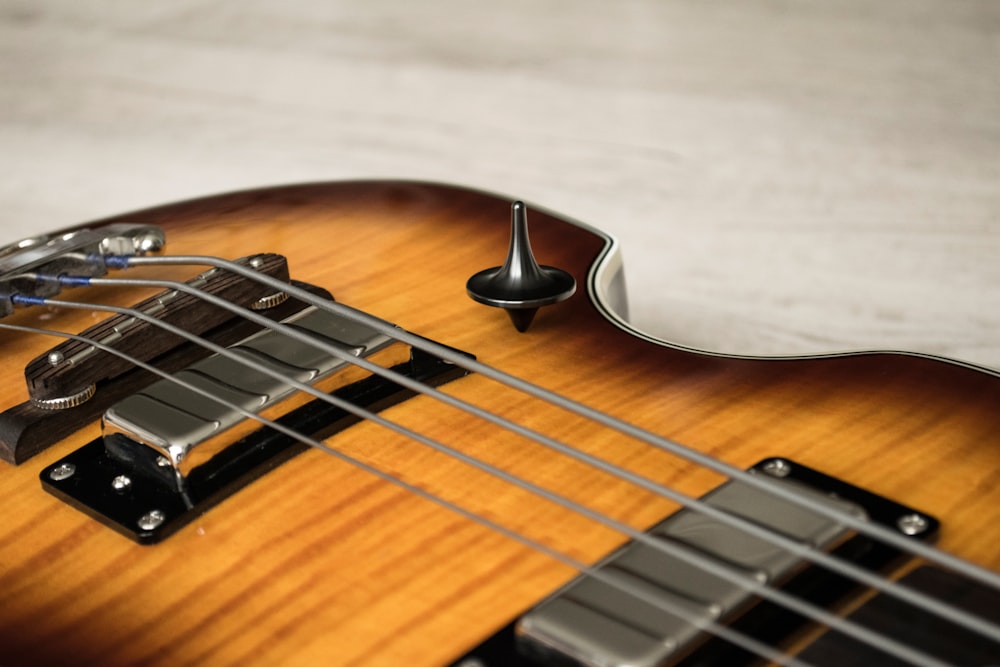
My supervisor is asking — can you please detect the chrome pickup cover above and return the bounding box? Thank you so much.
[41,301,470,544]
[103,306,395,478]
[516,474,866,667]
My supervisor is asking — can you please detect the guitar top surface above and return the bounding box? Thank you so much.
[0,181,997,666]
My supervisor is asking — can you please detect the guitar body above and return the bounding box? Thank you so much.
[0,181,997,666]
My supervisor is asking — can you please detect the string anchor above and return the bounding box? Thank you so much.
[466,201,576,333]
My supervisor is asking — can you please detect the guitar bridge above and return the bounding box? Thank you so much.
[0,252,302,464]
[0,223,165,318]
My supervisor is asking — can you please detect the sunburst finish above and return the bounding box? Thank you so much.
[0,182,997,666]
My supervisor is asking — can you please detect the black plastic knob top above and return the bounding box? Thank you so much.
[466,201,576,332]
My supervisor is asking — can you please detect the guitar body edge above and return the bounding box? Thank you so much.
[0,180,996,666]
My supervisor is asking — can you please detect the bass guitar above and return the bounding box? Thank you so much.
[0,181,997,666]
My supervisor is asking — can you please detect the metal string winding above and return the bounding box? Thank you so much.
[7,253,999,664]
[118,254,1000,597]
[51,267,1000,649]
[0,318,815,667]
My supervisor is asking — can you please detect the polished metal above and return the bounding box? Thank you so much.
[103,305,399,478]
[897,513,931,536]
[250,291,289,310]
[111,475,132,491]
[48,462,76,481]
[137,510,166,531]
[0,223,165,317]
[762,458,792,478]
[517,476,865,667]
[31,383,96,411]
[466,201,575,332]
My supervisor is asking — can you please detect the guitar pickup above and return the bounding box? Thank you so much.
[515,471,866,667]
[450,459,940,667]
[40,305,471,543]
[102,305,407,483]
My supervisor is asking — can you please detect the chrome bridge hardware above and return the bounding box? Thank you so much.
[0,223,165,318]
[40,306,470,543]
[0,254,299,464]
[448,459,939,667]
[26,254,292,408]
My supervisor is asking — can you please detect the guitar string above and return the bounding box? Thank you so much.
[117,253,1000,598]
[1,315,951,667]
[0,319,817,667]
[46,268,1000,646]
[33,263,1000,646]
[15,277,998,660]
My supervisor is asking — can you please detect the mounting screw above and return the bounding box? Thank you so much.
[896,513,930,536]
[761,459,792,478]
[138,510,166,531]
[49,462,76,481]
[47,351,65,366]
[156,456,171,468]
[111,475,132,492]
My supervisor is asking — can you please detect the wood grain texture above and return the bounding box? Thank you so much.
[1,1,998,367]
[24,254,290,401]
[0,182,998,666]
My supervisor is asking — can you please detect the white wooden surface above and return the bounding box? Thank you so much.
[2,0,998,367]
